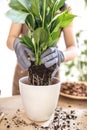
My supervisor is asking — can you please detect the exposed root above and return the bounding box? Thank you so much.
[28,63,56,86]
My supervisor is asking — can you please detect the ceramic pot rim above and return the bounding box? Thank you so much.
[19,76,60,87]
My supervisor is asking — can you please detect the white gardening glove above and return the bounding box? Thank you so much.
[41,47,65,77]
[13,38,35,70]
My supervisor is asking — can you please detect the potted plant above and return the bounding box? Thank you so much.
[6,0,76,122]
[6,0,75,86]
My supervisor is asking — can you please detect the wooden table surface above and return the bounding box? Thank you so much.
[0,95,87,130]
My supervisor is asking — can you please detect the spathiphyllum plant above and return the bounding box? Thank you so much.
[6,0,76,85]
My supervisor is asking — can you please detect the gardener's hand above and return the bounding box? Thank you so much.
[13,38,35,70]
[41,47,65,76]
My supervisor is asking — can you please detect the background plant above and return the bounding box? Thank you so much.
[61,30,87,81]
[84,0,87,5]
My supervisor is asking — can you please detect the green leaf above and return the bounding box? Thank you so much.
[25,13,35,29]
[50,10,76,34]
[47,40,57,48]
[42,0,65,28]
[34,18,42,29]
[56,0,66,9]
[6,9,29,23]
[48,10,66,32]
[30,0,41,18]
[51,28,61,41]
[60,13,76,27]
[33,27,49,44]
[40,42,47,53]
[9,0,31,12]
[20,35,34,51]
[52,0,66,16]
[45,33,57,48]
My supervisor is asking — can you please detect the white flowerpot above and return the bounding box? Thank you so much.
[19,76,61,122]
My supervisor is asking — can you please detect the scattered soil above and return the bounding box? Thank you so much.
[2,109,30,128]
[36,108,78,130]
[0,108,83,130]
[61,82,87,97]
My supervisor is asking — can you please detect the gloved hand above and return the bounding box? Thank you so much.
[13,38,35,70]
[41,47,65,77]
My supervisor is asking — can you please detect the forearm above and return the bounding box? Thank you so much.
[7,36,16,50]
[62,22,78,62]
[63,45,78,62]
[6,23,22,50]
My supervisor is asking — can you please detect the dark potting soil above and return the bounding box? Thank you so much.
[28,63,56,86]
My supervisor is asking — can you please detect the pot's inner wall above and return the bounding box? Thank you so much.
[20,77,60,86]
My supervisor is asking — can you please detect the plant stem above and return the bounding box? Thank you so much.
[42,0,46,28]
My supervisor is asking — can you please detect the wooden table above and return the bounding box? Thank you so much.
[0,95,87,130]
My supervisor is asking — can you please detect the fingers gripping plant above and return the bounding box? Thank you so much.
[6,0,76,85]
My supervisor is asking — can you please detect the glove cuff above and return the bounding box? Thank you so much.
[13,38,20,50]
[58,50,65,65]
